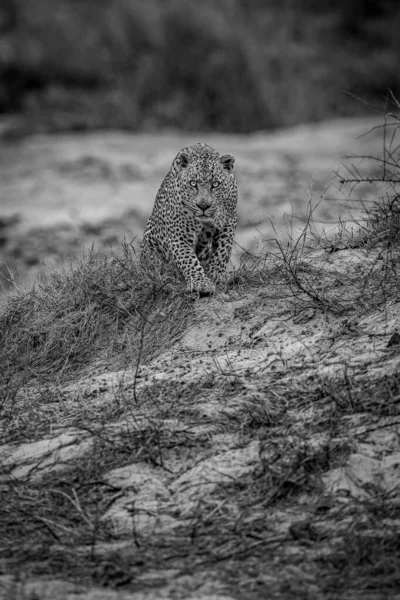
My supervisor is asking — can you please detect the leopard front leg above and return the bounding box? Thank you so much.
[201,228,234,283]
[170,241,216,295]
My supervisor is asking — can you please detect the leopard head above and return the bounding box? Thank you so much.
[172,143,236,222]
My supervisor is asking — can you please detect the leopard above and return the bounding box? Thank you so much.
[141,142,238,295]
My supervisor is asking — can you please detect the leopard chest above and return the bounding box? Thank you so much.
[194,222,218,255]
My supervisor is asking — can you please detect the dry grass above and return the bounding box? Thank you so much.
[259,100,400,317]
[2,109,400,598]
[0,242,195,395]
[232,199,400,319]
[2,366,400,596]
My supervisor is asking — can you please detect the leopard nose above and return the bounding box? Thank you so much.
[196,200,211,210]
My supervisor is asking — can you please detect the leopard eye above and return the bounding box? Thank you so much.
[211,181,220,189]
[189,180,197,188]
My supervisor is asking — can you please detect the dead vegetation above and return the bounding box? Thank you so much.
[0,243,194,393]
[1,107,400,599]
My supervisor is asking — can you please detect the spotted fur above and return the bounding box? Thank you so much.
[141,143,238,294]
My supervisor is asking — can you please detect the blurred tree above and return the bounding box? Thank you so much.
[0,0,17,33]
[0,0,399,132]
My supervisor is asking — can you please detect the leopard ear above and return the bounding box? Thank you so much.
[178,151,189,167]
[220,154,235,171]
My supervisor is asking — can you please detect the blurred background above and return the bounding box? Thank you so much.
[1,0,399,133]
[0,0,399,291]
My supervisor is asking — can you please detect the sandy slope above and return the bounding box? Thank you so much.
[1,245,400,599]
[1,118,400,598]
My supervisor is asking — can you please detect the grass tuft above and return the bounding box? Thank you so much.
[0,242,193,393]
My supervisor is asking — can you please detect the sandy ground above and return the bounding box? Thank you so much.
[2,117,400,598]
[1,245,400,599]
